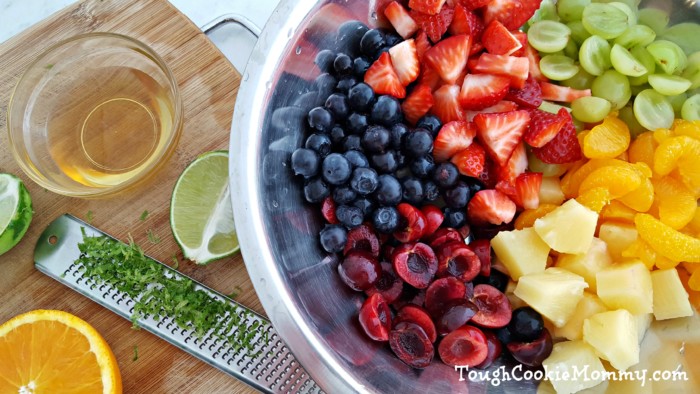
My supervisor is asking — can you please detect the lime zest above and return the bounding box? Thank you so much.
[146,229,161,245]
[140,210,149,221]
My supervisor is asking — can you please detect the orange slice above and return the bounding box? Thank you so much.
[635,213,700,263]
[583,116,631,159]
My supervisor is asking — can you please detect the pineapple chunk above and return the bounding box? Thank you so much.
[540,176,566,205]
[651,269,693,320]
[514,267,589,327]
[598,222,638,261]
[492,228,550,280]
[554,291,608,341]
[583,309,639,371]
[542,340,607,394]
[596,261,653,314]
[534,199,598,254]
[635,313,652,344]
[556,237,613,292]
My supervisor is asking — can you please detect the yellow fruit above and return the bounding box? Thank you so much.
[554,292,609,341]
[651,269,693,320]
[491,227,550,280]
[621,238,657,269]
[628,131,657,171]
[579,165,643,199]
[596,261,653,314]
[655,254,680,270]
[654,136,700,193]
[617,178,654,212]
[600,200,638,223]
[0,310,122,393]
[542,340,607,394]
[534,199,599,254]
[538,177,566,206]
[514,204,558,230]
[583,116,631,159]
[514,268,589,327]
[653,128,674,144]
[598,221,639,261]
[686,207,700,232]
[576,187,611,213]
[583,309,639,371]
[556,237,613,292]
[561,158,629,198]
[635,213,700,263]
[652,176,697,229]
[672,119,700,140]
[689,269,700,291]
[634,313,652,344]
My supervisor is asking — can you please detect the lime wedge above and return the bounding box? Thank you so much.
[0,174,33,256]
[170,151,238,265]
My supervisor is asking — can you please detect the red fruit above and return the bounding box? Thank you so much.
[421,204,444,236]
[484,0,539,31]
[477,158,498,189]
[394,203,428,243]
[474,110,530,166]
[433,120,477,162]
[473,53,529,88]
[507,329,554,367]
[395,304,438,343]
[409,0,447,15]
[411,7,455,43]
[431,84,465,123]
[425,277,467,317]
[475,330,503,369]
[366,262,404,304]
[449,6,484,41]
[418,65,442,91]
[470,41,485,57]
[531,108,583,164]
[459,74,511,110]
[482,20,523,56]
[424,35,471,84]
[437,299,479,335]
[457,0,492,10]
[384,1,420,39]
[392,242,438,289]
[505,75,543,108]
[469,239,492,277]
[467,189,517,225]
[359,293,392,341]
[415,30,432,60]
[402,85,435,125]
[451,143,486,178]
[339,250,382,291]
[496,141,528,184]
[470,284,512,328]
[465,100,519,121]
[364,52,406,99]
[389,39,420,86]
[427,227,463,249]
[511,31,528,57]
[540,81,591,102]
[524,42,545,80]
[436,241,481,281]
[344,224,380,257]
[389,321,435,368]
[321,196,338,224]
[393,287,427,309]
[438,325,489,367]
[515,172,543,210]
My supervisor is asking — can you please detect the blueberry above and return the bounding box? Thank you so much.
[403,129,433,157]
[443,207,466,228]
[315,73,337,101]
[370,150,399,174]
[336,76,358,94]
[374,46,391,61]
[319,224,347,253]
[325,93,349,120]
[495,326,514,345]
[330,126,346,146]
[410,155,435,178]
[466,178,486,195]
[350,167,379,195]
[509,307,545,343]
[348,83,375,112]
[305,133,332,157]
[333,186,358,205]
[346,113,369,134]
[424,181,440,202]
[384,31,402,47]
[389,123,409,150]
[308,107,334,133]
[333,53,354,76]
[443,181,472,208]
[353,198,375,218]
[291,148,319,178]
[372,206,400,233]
[478,269,509,293]
[304,177,330,203]
[336,21,369,56]
[401,177,424,205]
[336,205,364,228]
[344,150,369,168]
[353,57,371,78]
[341,135,362,151]
[416,115,442,137]
[370,95,402,126]
[374,174,402,206]
[433,162,459,189]
[362,125,391,154]
[360,29,386,58]
[315,49,336,73]
[321,153,352,185]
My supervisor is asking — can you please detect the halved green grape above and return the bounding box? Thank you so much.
[608,2,637,26]
[568,21,592,45]
[619,105,647,137]
[528,21,572,53]
[540,55,580,81]
[667,93,688,114]
[660,23,700,54]
[571,96,612,123]
[582,3,631,40]
[646,40,688,75]
[637,8,669,35]
[557,0,591,22]
[628,45,656,86]
[614,25,656,49]
[682,52,700,90]
[593,0,640,8]
[527,0,560,29]
[681,94,700,121]
[527,150,570,177]
[564,39,579,61]
[610,44,647,77]
[562,67,596,89]
[647,74,692,96]
[539,100,571,114]
[579,35,612,76]
[591,69,631,110]
[633,89,674,130]
[631,83,651,96]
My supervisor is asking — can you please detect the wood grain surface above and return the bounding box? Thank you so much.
[0,1,261,392]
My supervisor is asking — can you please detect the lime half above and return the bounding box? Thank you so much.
[0,174,33,256]
[170,151,238,265]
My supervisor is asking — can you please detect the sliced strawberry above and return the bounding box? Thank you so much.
[505,76,542,108]
[470,41,485,57]
[482,20,522,56]
[524,42,545,80]
[364,52,406,98]
[515,172,542,210]
[433,120,477,162]
[419,65,443,91]
[465,100,518,121]
[484,0,539,31]
[478,158,498,189]
[451,143,486,177]
[389,39,420,86]
[495,179,518,203]
[531,109,583,164]
[457,0,492,10]
[520,0,543,24]
[409,0,447,15]
[431,84,465,123]
[449,6,485,41]
[424,35,471,84]
[540,82,591,102]
[467,189,517,225]
[496,141,527,183]
[524,108,567,148]
[473,53,529,88]
[459,74,511,110]
[415,30,432,60]
[321,196,338,224]
[385,1,420,39]
[402,85,435,125]
[411,7,455,43]
[473,110,530,166]
[511,31,528,57]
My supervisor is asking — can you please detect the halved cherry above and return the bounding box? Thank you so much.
[393,285,426,309]
[506,328,553,367]
[366,262,404,304]
[344,224,380,257]
[427,228,462,249]
[392,242,437,289]
[435,241,481,282]
[389,321,434,369]
[457,224,471,240]
[475,330,503,369]
[425,277,467,317]
[471,284,512,328]
[436,299,478,336]
[394,203,428,243]
[339,250,381,291]
[395,304,437,343]
[421,204,444,237]
[470,239,492,277]
[359,293,392,342]
[438,325,489,367]
[321,196,339,224]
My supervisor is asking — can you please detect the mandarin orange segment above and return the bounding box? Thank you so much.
[635,213,700,263]
[652,177,697,230]
[617,178,654,212]
[560,158,630,199]
[683,261,699,274]
[656,254,681,270]
[583,116,631,159]
[600,200,638,223]
[628,131,657,170]
[686,207,700,233]
[575,187,611,213]
[689,269,700,292]
[653,136,700,176]
[672,119,700,140]
[579,165,643,199]
[653,128,674,144]
[514,204,559,230]
[621,238,656,269]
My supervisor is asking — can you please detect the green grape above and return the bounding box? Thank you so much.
[608,2,637,26]
[646,40,688,75]
[637,8,669,35]
[568,21,592,45]
[681,52,700,90]
[528,21,572,53]
[618,105,647,137]
[564,40,580,61]
[527,150,569,177]
[571,96,612,123]
[539,100,571,114]
[633,89,674,130]
[592,0,640,8]
[681,94,700,121]
[660,23,700,54]
[579,35,612,76]
[631,83,651,96]
[628,45,656,86]
[667,93,688,114]
[582,3,631,40]
[540,55,580,81]
[592,69,631,110]
[557,0,591,22]
[610,44,647,77]
[614,25,656,49]
[562,67,596,89]
[647,74,692,96]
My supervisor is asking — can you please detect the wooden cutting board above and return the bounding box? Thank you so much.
[0,0,261,392]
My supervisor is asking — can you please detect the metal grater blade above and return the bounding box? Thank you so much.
[34,214,323,394]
